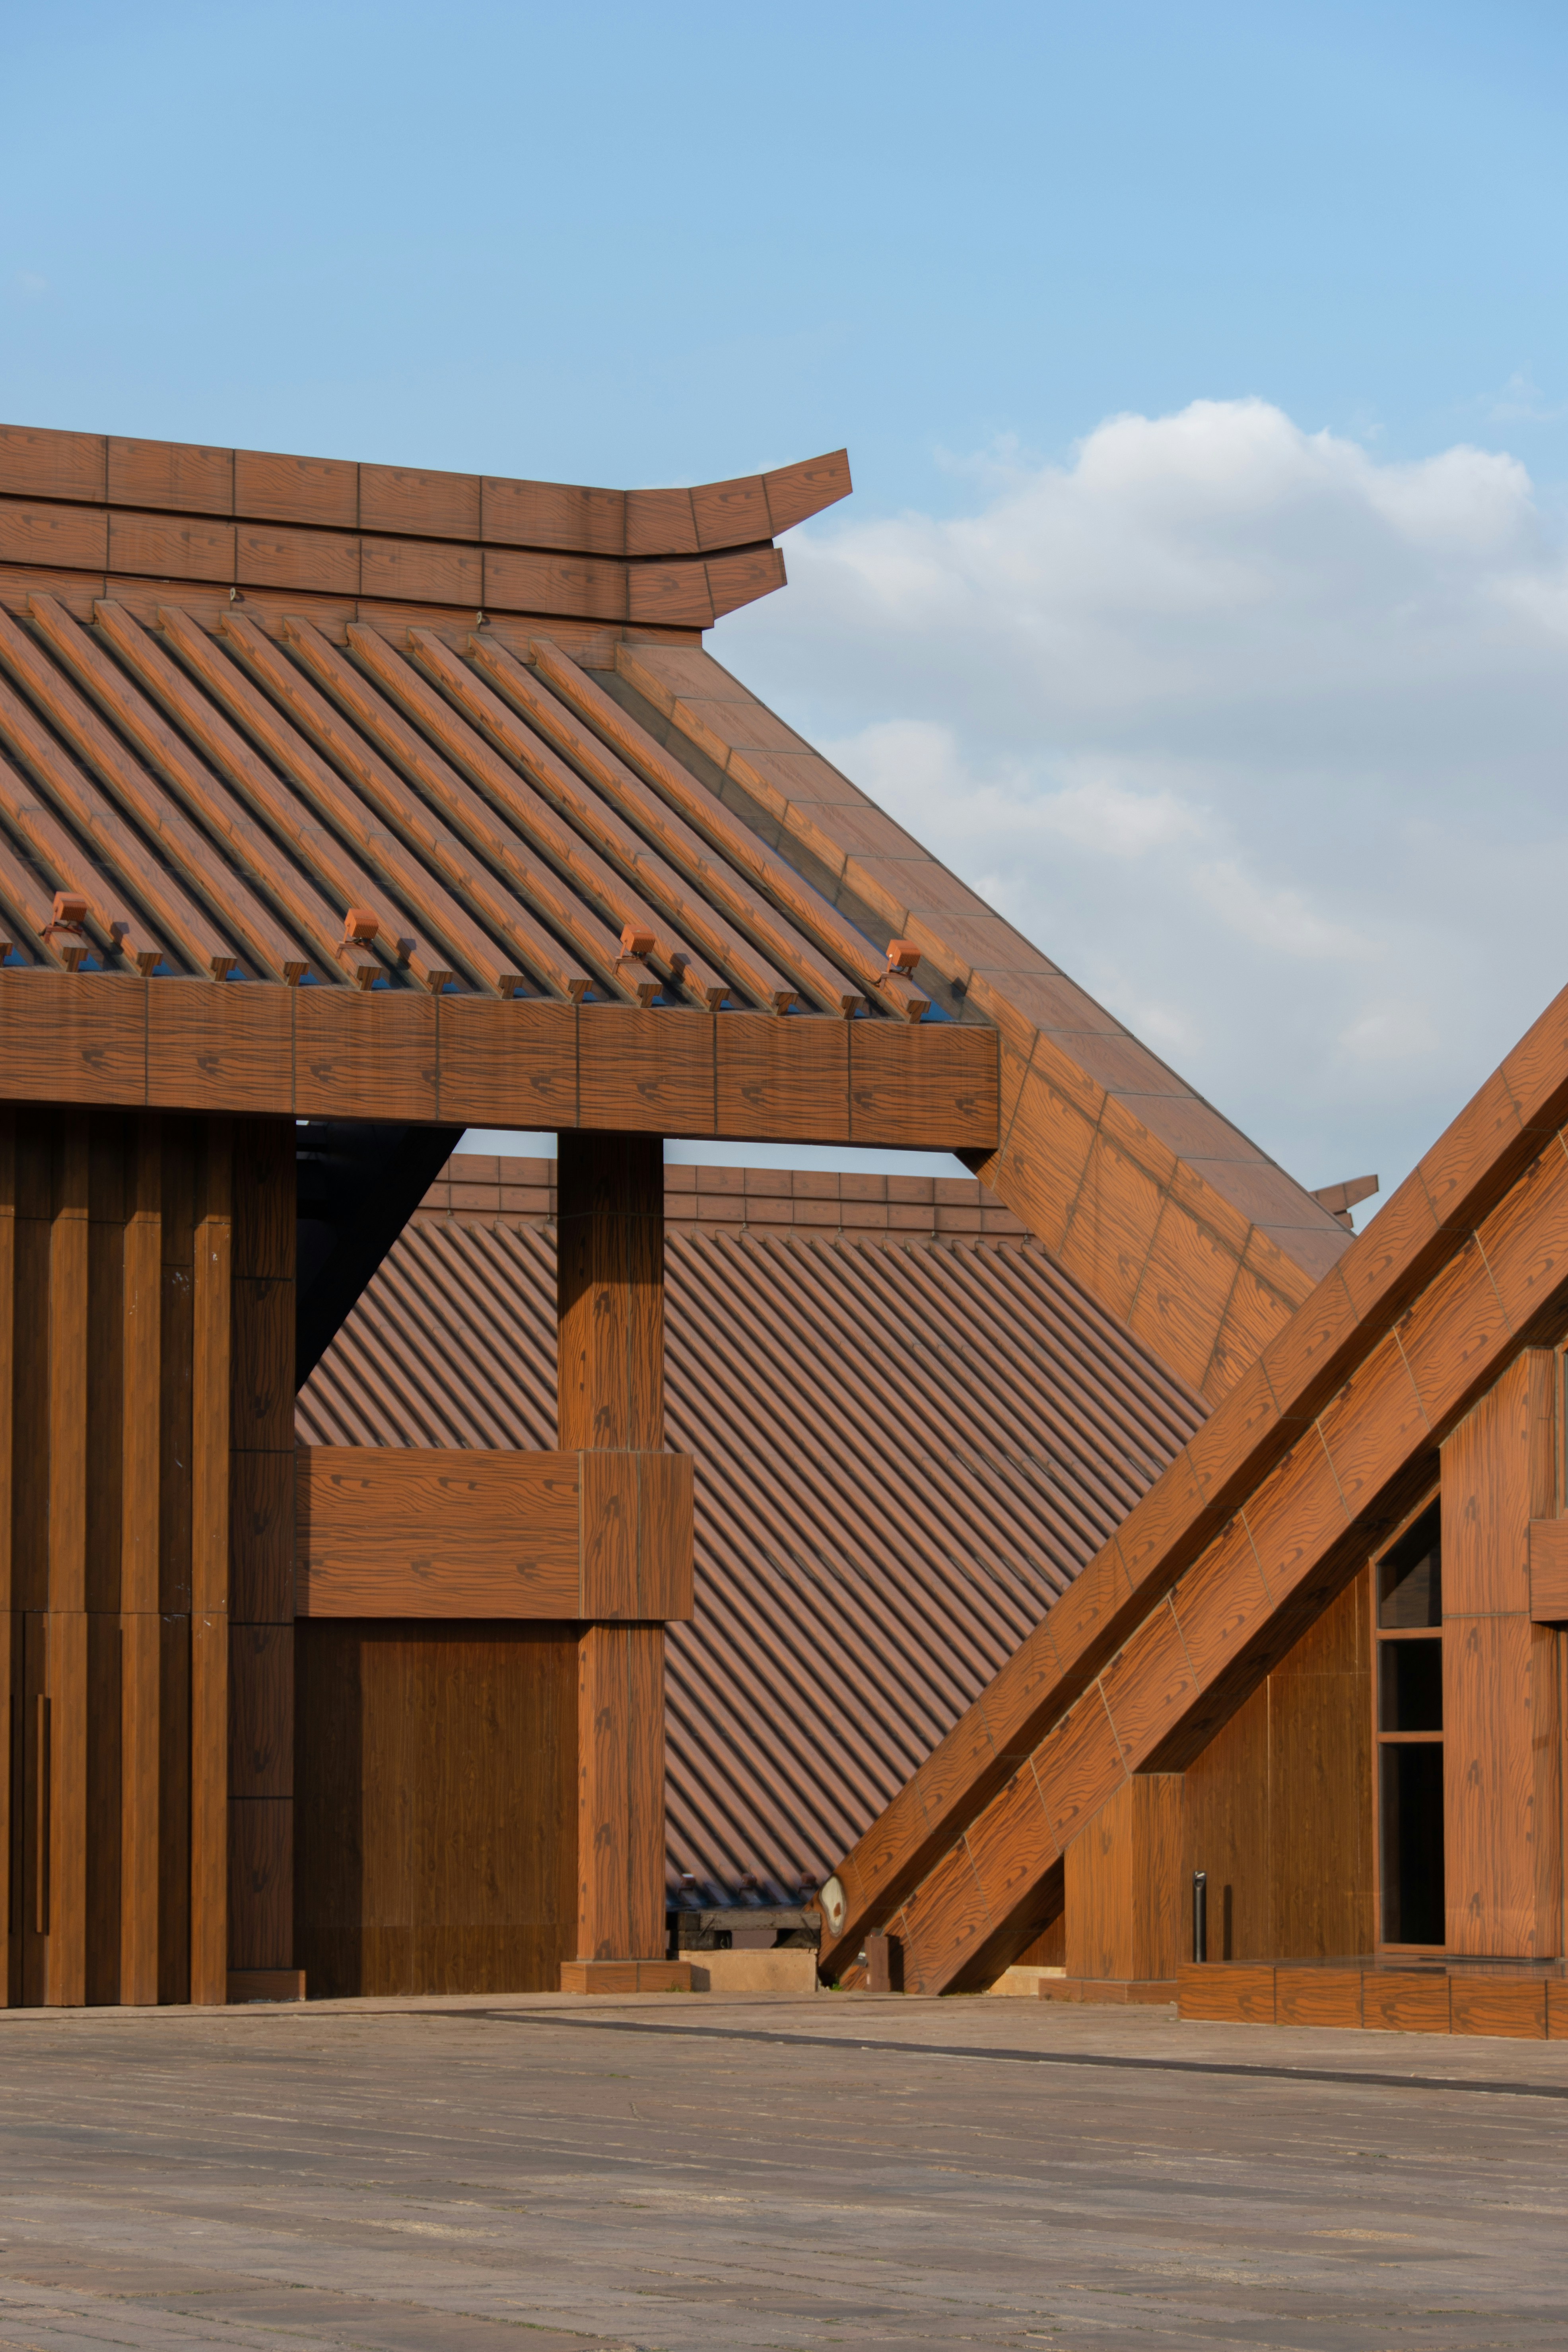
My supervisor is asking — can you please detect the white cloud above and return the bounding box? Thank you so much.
[717,397,1568,1199]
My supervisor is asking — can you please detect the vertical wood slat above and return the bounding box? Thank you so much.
[558,1132,670,1966]
[1442,1350,1562,1959]
[0,1109,12,2006]
[45,1114,89,2004]
[189,1121,231,2006]
[120,1118,160,2004]
[227,1119,297,1988]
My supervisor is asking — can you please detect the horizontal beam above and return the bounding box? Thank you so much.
[1529,1518,1568,1622]
[295,1445,694,1620]
[0,425,849,559]
[0,974,999,1151]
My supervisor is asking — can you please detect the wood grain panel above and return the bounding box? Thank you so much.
[0,501,108,571]
[1127,1200,1240,1399]
[1444,1614,1559,1956]
[0,426,107,502]
[237,523,360,596]
[557,1130,663,1455]
[107,439,233,517]
[1442,1350,1562,1960]
[1182,1678,1271,1961]
[107,511,234,584]
[119,1608,159,2005]
[229,1624,291,1798]
[0,1609,12,2002]
[190,1607,227,2005]
[45,1609,88,2005]
[624,559,713,627]
[482,476,625,556]
[1529,1518,1568,1622]
[483,547,626,621]
[963,1764,1061,1928]
[849,1021,999,1152]
[1032,1688,1127,1852]
[1239,1433,1350,1606]
[230,1277,293,1455]
[1066,1774,1184,1982]
[716,1015,850,1143]
[230,1450,295,1626]
[1177,1962,1276,2022]
[227,1797,292,1971]
[435,998,578,1130]
[233,448,358,529]
[576,1622,666,1961]
[1448,1976,1547,2037]
[359,464,480,540]
[0,973,147,1107]
[146,985,293,1115]
[1268,1571,1375,1960]
[896,1841,991,1996]
[358,536,480,607]
[293,989,437,1121]
[704,546,787,619]
[1362,1970,1449,2033]
[577,1007,714,1136]
[1057,1135,1162,1327]
[1443,1350,1554,1616]
[1098,1599,1196,1769]
[1275,1967,1363,2027]
[296,1447,580,1617]
[1315,1334,1430,1524]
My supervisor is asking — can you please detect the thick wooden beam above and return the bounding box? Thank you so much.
[0,973,999,1154]
[1441,1351,1561,1959]
[119,1116,161,2005]
[295,1446,693,1620]
[44,1113,88,2006]
[558,1132,671,1971]
[227,1119,297,1993]
[188,1123,231,2006]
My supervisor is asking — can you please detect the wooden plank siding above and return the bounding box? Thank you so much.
[2,1107,236,2007]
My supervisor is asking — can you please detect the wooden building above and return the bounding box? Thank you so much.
[0,418,1348,2006]
[824,988,1568,2037]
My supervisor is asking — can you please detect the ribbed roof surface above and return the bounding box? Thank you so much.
[0,591,929,1020]
[297,1158,1207,1902]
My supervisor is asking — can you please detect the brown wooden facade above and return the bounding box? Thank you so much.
[0,417,1346,2006]
[825,982,1568,2035]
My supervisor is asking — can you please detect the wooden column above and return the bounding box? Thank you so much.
[557,1131,669,1971]
[0,1110,13,2006]
[1441,1349,1562,1958]
[227,1119,299,2000]
[1065,1774,1184,1989]
[119,1118,161,2005]
[189,1122,231,2005]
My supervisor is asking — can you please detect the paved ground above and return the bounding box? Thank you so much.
[2,1992,1568,2350]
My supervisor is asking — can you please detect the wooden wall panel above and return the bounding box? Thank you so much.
[295,1620,578,1997]
[1064,1773,1183,1982]
[227,1119,296,1987]
[1442,1351,1562,1958]
[1179,1569,1373,1964]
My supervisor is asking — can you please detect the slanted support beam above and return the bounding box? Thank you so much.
[557,1132,680,1979]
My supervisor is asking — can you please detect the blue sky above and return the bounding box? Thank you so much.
[5,4,1568,1204]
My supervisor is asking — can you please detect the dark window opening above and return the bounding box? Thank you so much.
[1378,1639,1443,1733]
[1378,1505,1442,1627]
[1380,1742,1445,1945]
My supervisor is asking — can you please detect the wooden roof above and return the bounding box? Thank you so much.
[298,1154,1207,1903]
[819,979,1568,1988]
[0,418,1344,1377]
